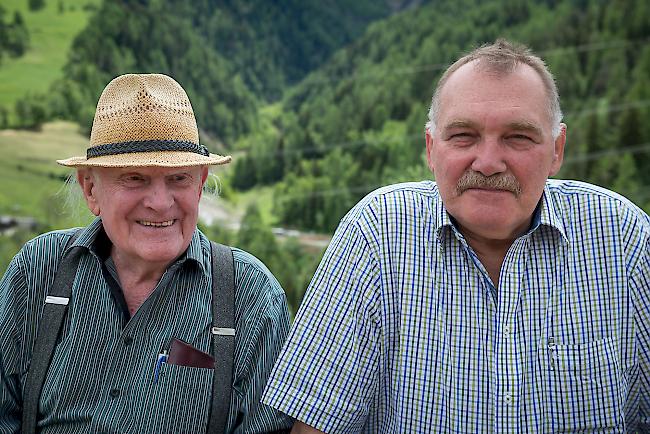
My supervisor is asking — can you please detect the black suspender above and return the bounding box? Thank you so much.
[208,241,235,434]
[21,235,235,434]
[22,230,83,434]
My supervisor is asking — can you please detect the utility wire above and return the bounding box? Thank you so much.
[299,36,650,85]
[563,142,650,164]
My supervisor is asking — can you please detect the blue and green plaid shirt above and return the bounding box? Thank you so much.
[0,218,292,433]
[263,179,650,433]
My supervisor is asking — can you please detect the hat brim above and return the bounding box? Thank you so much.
[56,151,231,168]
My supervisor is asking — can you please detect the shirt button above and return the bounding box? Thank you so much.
[504,325,511,335]
[124,336,133,346]
[109,388,120,398]
[504,393,512,405]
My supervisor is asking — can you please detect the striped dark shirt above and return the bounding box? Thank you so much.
[0,218,293,433]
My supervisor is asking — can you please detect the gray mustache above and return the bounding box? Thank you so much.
[456,171,522,196]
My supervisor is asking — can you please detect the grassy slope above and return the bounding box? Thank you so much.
[0,121,270,228]
[0,0,99,111]
[0,121,91,225]
[234,185,276,225]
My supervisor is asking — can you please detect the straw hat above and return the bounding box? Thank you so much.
[57,73,232,167]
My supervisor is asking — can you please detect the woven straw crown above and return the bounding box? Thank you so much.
[57,73,231,167]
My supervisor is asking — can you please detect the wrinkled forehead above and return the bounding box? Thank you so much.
[437,61,552,128]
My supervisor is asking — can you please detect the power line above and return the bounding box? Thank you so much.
[563,142,650,165]
[567,99,650,120]
[233,34,650,158]
[299,36,650,85]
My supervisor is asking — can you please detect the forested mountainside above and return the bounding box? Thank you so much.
[14,0,408,144]
[229,0,650,231]
[8,0,650,234]
[2,0,649,309]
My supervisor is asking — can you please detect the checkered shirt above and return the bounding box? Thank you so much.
[263,179,650,433]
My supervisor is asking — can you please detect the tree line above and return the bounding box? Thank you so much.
[231,0,650,232]
[2,0,649,308]
[8,0,398,143]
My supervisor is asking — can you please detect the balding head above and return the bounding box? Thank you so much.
[426,39,563,138]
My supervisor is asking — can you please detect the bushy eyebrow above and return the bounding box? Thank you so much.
[442,119,478,133]
[506,121,543,137]
[441,119,544,137]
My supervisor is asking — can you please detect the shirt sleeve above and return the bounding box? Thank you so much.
[0,253,27,434]
[262,220,382,434]
[633,238,650,429]
[229,254,294,434]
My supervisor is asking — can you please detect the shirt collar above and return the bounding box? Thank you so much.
[67,217,207,273]
[433,181,569,244]
[432,186,459,243]
[533,183,569,243]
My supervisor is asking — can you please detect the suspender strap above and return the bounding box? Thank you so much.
[22,230,83,434]
[207,242,235,434]
[22,234,234,433]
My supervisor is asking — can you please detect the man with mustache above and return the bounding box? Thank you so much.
[263,39,650,432]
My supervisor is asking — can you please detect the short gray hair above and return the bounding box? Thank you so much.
[426,38,563,138]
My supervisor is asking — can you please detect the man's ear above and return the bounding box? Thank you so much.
[425,129,435,173]
[549,123,566,177]
[77,168,101,216]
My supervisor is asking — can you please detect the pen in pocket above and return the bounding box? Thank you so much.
[153,350,168,384]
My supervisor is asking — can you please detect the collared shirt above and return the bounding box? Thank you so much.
[0,218,293,433]
[263,179,650,433]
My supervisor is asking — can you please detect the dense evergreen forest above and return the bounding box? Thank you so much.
[13,0,406,143]
[244,0,650,232]
[3,0,649,309]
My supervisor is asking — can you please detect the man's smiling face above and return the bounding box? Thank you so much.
[78,165,208,269]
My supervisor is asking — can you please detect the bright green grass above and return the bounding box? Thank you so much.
[0,121,92,225]
[0,0,99,109]
[233,185,276,225]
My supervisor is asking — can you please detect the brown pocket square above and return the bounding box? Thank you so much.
[167,338,214,369]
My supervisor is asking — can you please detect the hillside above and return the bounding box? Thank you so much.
[10,0,405,146]
[230,0,650,231]
[1,0,649,307]
[0,0,100,121]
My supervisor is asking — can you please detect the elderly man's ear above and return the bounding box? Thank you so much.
[77,169,101,216]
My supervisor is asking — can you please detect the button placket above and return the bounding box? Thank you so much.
[493,239,527,432]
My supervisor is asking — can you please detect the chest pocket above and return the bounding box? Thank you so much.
[148,363,213,432]
[545,337,625,432]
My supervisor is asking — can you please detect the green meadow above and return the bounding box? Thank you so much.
[0,0,99,112]
[0,121,271,227]
[0,121,90,225]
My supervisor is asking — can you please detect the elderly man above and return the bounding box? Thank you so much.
[0,74,293,433]
[262,39,650,432]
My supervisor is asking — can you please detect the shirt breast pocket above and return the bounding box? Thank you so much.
[150,363,213,432]
[545,337,625,432]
